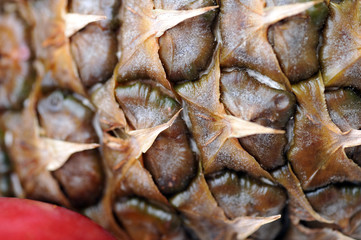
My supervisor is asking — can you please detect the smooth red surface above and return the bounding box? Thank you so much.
[0,197,116,240]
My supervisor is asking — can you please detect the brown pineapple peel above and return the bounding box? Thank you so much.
[4,0,361,239]
[289,74,361,191]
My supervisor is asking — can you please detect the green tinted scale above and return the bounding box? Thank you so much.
[0,129,13,197]
[115,82,196,195]
[207,171,286,240]
[114,197,186,240]
[307,184,361,238]
[115,82,179,128]
[170,166,281,240]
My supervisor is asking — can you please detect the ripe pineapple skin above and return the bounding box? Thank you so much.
[1,0,361,240]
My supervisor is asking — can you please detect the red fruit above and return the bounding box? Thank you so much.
[0,197,116,240]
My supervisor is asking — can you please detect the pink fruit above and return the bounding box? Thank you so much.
[0,197,116,240]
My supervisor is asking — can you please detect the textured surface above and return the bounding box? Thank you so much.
[2,0,361,240]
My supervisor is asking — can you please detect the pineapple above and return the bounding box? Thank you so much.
[2,0,361,239]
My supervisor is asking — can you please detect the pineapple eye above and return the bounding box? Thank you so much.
[273,94,290,111]
[272,94,290,111]
[44,91,64,112]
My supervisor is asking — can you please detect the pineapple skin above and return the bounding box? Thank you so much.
[1,0,361,240]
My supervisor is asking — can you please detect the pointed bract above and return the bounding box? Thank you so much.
[65,13,106,37]
[321,0,361,90]
[272,164,332,224]
[176,51,280,178]
[128,108,181,156]
[152,7,218,38]
[2,64,100,206]
[263,1,321,26]
[220,0,320,90]
[26,0,86,95]
[289,73,361,190]
[230,215,281,240]
[117,0,217,90]
[171,168,279,240]
[42,138,99,171]
[104,109,182,179]
[224,114,284,138]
